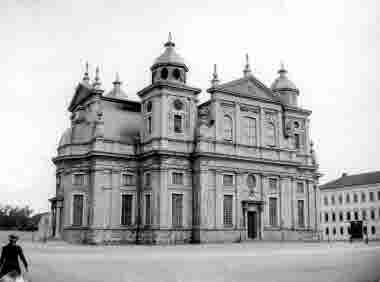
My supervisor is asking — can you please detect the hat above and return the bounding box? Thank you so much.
[8,234,19,241]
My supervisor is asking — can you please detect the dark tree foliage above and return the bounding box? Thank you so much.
[0,205,38,231]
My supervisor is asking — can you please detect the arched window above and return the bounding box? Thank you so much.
[346,193,350,204]
[339,212,343,222]
[331,195,335,205]
[324,196,328,206]
[362,210,367,220]
[372,226,376,235]
[354,211,359,220]
[161,68,168,80]
[354,193,358,203]
[371,210,375,220]
[361,192,366,202]
[340,227,344,235]
[223,115,233,141]
[324,212,329,223]
[333,227,336,235]
[338,194,343,205]
[325,227,329,235]
[332,212,336,222]
[346,211,351,221]
[266,122,276,146]
[173,68,181,80]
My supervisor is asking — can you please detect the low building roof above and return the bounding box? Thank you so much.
[320,171,380,190]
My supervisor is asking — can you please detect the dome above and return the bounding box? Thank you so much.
[58,128,72,147]
[151,33,188,70]
[271,65,298,91]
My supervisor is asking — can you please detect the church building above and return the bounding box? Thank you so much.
[50,35,321,244]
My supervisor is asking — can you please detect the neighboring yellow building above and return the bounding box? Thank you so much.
[320,171,380,241]
[50,35,321,244]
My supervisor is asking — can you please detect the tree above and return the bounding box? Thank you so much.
[0,204,37,231]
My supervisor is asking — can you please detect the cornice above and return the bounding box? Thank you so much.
[137,81,201,97]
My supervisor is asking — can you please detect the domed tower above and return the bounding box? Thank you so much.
[137,33,201,146]
[150,32,188,84]
[271,63,299,106]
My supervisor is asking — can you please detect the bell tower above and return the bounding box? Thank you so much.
[137,33,201,152]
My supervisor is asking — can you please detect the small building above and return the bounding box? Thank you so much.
[320,171,380,241]
[50,35,321,244]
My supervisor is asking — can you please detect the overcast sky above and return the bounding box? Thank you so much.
[0,0,379,213]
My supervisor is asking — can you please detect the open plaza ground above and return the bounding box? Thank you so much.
[4,235,380,282]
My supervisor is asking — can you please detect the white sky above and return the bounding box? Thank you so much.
[0,0,379,214]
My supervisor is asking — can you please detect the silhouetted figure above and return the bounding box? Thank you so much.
[0,235,28,278]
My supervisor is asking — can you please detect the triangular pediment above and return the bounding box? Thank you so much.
[68,82,93,112]
[211,75,280,103]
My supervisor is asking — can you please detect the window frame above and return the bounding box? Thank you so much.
[223,115,233,141]
[144,193,152,226]
[174,114,183,133]
[172,193,184,228]
[71,192,85,226]
[223,174,234,187]
[269,197,278,226]
[145,172,151,187]
[121,173,135,186]
[297,199,305,227]
[172,172,184,185]
[72,173,85,186]
[120,193,134,226]
[223,194,234,227]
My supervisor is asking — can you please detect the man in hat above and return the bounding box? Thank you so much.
[0,234,28,278]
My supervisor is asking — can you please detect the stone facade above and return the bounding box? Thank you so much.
[320,171,380,241]
[50,36,321,244]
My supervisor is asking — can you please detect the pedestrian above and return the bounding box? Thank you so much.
[0,234,28,279]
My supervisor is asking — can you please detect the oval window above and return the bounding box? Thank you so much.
[161,68,168,80]
[173,68,181,80]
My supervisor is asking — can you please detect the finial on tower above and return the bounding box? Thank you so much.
[278,61,288,76]
[113,72,122,85]
[243,53,252,77]
[82,61,90,84]
[92,66,102,89]
[164,32,175,47]
[211,64,220,87]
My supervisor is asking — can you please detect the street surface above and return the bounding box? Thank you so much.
[13,241,380,282]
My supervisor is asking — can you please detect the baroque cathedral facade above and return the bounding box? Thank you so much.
[50,35,321,244]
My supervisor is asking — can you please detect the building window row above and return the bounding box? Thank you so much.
[324,208,380,223]
[324,190,380,206]
[325,225,376,236]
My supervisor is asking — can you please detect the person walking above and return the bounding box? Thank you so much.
[0,234,28,278]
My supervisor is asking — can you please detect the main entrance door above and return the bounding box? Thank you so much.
[247,211,257,239]
[350,221,363,239]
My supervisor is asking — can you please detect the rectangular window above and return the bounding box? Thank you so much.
[223,175,233,186]
[294,134,300,149]
[297,200,304,227]
[174,114,183,133]
[378,191,380,201]
[243,117,256,145]
[296,182,304,193]
[121,174,134,186]
[370,191,374,202]
[145,173,151,186]
[73,174,84,186]
[72,194,84,226]
[57,174,61,186]
[223,195,233,226]
[121,194,133,226]
[347,211,351,221]
[147,116,152,134]
[354,211,359,220]
[172,194,183,227]
[269,197,277,226]
[269,178,277,192]
[145,194,151,225]
[172,172,184,185]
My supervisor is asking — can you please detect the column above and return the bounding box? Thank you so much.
[291,177,295,229]
[55,201,62,239]
[260,174,265,238]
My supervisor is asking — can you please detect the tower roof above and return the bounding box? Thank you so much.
[106,72,127,99]
[271,63,298,91]
[151,33,188,71]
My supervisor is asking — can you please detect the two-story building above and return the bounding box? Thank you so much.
[50,35,321,244]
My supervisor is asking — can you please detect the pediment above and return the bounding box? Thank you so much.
[212,75,280,103]
[68,83,93,112]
